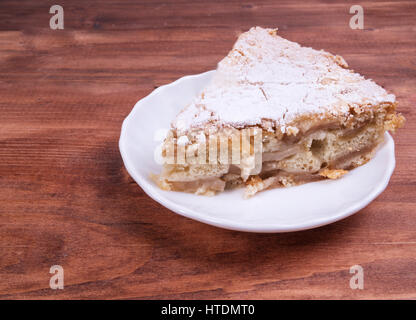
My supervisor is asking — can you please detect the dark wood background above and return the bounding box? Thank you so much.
[0,0,415,299]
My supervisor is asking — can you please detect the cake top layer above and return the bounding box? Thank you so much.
[173,27,395,135]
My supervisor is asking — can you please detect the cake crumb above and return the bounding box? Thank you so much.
[319,168,348,179]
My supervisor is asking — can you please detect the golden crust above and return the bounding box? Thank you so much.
[384,112,405,132]
[319,169,349,179]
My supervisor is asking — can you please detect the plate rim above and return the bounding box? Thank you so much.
[119,71,396,233]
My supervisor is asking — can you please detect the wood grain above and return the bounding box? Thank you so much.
[0,0,415,299]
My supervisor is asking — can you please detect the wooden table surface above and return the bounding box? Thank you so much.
[0,0,415,299]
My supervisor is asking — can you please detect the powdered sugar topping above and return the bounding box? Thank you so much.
[173,27,395,134]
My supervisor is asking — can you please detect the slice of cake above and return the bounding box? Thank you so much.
[153,27,404,197]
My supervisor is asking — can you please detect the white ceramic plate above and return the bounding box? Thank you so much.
[119,71,396,233]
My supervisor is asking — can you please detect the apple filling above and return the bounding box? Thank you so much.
[153,110,401,197]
